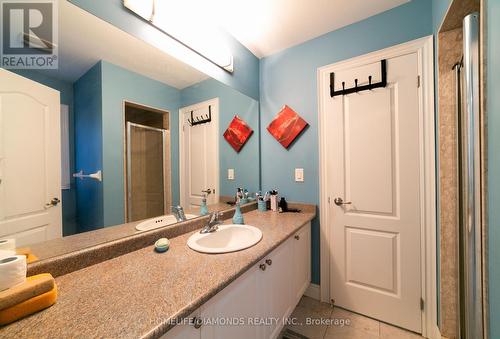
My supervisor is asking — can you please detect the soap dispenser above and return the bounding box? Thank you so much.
[232,202,244,224]
[200,193,209,216]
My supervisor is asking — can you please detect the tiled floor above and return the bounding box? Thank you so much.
[281,296,425,339]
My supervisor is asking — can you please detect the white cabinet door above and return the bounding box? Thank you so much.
[258,238,294,339]
[292,222,311,305]
[201,266,259,339]
[161,309,201,339]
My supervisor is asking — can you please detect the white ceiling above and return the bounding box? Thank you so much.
[217,0,410,58]
[41,1,208,89]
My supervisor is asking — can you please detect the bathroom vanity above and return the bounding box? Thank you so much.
[0,207,315,339]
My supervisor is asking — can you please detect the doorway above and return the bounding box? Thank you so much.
[124,101,171,222]
[318,37,438,338]
[179,98,219,210]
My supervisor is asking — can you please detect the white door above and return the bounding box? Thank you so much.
[0,69,62,246]
[327,53,422,332]
[179,98,219,209]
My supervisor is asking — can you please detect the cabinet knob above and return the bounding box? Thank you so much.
[259,263,266,271]
[265,259,272,266]
[294,235,300,240]
[192,317,203,329]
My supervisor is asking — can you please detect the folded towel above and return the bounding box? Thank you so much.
[0,274,55,311]
[0,284,57,325]
[15,248,39,264]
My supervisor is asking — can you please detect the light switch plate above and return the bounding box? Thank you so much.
[295,168,304,182]
[228,168,235,180]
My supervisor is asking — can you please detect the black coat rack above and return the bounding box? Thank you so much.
[330,59,387,97]
[188,105,212,126]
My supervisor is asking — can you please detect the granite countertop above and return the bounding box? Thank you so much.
[1,208,315,339]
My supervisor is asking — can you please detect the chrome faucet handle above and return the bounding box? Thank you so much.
[171,205,186,222]
[208,211,221,225]
[200,212,222,234]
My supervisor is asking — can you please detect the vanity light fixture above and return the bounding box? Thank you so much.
[123,0,234,72]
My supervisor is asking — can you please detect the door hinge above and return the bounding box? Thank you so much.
[420,298,424,310]
[417,75,421,88]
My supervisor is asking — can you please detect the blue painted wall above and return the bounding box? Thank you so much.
[11,69,78,236]
[74,62,104,232]
[100,61,181,226]
[260,0,433,284]
[180,78,260,197]
[486,0,500,337]
[68,0,259,101]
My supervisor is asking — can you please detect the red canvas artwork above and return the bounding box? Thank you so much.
[223,115,253,152]
[267,105,308,148]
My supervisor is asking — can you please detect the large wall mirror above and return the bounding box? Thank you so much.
[0,1,260,262]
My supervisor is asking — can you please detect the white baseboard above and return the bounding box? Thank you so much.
[304,283,320,300]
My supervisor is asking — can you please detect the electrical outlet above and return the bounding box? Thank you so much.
[228,168,235,180]
[295,168,304,182]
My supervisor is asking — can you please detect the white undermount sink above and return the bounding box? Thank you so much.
[187,224,263,254]
[135,214,198,231]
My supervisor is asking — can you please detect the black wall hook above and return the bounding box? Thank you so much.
[188,105,212,126]
[329,59,387,97]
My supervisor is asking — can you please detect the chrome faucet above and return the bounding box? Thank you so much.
[200,212,222,234]
[171,205,186,222]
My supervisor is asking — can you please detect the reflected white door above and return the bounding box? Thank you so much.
[179,98,219,209]
[0,69,62,246]
[327,53,422,332]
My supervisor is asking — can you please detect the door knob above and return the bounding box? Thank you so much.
[265,259,272,266]
[202,189,212,195]
[259,264,266,271]
[333,197,351,206]
[45,197,60,208]
[294,235,300,240]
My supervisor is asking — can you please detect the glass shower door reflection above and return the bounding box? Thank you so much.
[126,122,169,222]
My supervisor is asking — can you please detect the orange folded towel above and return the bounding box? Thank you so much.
[0,274,55,311]
[0,285,57,325]
[15,248,39,264]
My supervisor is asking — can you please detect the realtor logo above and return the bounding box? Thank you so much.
[1,0,58,69]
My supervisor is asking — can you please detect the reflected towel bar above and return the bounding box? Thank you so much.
[73,170,102,182]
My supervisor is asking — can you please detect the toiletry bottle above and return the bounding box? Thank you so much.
[279,197,288,213]
[270,190,279,212]
[200,194,209,216]
[240,188,249,204]
[235,188,242,204]
[232,202,244,224]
